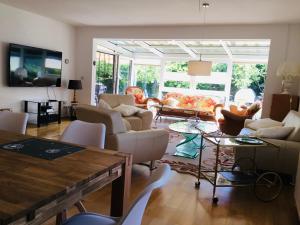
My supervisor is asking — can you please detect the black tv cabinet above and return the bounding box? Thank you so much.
[24,100,62,127]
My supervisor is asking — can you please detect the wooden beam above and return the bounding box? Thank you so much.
[173,41,198,59]
[219,40,233,60]
[134,41,164,58]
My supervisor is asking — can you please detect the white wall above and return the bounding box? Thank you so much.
[75,24,300,117]
[0,3,76,112]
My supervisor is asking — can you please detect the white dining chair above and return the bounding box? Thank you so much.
[62,164,171,225]
[0,111,29,134]
[60,120,106,149]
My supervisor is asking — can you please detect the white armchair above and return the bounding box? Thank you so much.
[75,105,169,167]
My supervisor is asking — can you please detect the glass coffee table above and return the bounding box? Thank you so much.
[168,120,218,159]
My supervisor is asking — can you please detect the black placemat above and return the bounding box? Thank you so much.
[0,138,85,160]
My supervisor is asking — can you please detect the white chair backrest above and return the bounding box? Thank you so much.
[60,120,106,149]
[118,164,171,225]
[0,111,28,134]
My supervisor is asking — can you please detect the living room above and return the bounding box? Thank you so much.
[0,1,299,225]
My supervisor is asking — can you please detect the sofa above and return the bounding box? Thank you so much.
[75,104,169,166]
[98,94,153,131]
[154,92,224,121]
[235,110,300,176]
[295,153,300,219]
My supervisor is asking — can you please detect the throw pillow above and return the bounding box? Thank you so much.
[246,118,283,131]
[97,99,112,110]
[113,104,139,117]
[283,110,300,142]
[246,102,261,115]
[162,97,179,107]
[255,126,294,139]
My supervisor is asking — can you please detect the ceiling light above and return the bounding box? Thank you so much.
[188,60,212,76]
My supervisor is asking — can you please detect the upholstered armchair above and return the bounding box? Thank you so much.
[218,102,261,135]
[99,94,153,131]
[125,86,160,109]
[75,105,169,167]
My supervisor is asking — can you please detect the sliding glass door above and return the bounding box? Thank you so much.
[94,51,116,103]
[118,57,132,95]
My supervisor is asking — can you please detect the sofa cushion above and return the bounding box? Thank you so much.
[122,119,132,131]
[246,118,283,130]
[283,110,300,142]
[125,116,142,131]
[97,99,112,110]
[255,126,294,139]
[99,94,135,108]
[113,104,140,117]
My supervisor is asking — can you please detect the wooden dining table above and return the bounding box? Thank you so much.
[0,130,132,225]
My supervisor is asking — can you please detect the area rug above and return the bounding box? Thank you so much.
[153,118,234,177]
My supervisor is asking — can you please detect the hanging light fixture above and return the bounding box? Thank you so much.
[187,1,212,76]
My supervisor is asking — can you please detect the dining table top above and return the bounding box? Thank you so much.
[0,130,128,225]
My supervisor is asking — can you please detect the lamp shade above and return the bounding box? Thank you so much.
[68,80,82,90]
[188,60,212,76]
[276,62,300,80]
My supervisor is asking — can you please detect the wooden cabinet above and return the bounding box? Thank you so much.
[296,154,300,220]
[270,94,299,121]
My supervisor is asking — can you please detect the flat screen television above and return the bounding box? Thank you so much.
[8,43,62,87]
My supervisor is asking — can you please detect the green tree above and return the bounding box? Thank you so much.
[96,60,113,93]
[164,81,190,88]
[230,64,267,99]
[135,65,160,97]
[118,64,130,94]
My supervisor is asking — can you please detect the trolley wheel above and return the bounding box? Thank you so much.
[212,197,218,204]
[232,157,256,173]
[254,172,283,202]
[195,181,200,189]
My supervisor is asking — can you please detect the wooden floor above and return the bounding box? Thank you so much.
[27,120,300,225]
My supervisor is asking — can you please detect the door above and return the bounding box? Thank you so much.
[94,51,116,103]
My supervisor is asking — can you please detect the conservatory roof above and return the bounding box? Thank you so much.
[95,39,270,63]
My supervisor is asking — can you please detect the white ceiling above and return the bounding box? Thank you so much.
[96,39,271,62]
[1,0,300,26]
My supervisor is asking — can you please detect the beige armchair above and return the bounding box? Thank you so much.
[99,94,153,131]
[75,105,169,167]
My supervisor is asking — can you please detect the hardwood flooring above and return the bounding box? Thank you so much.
[27,120,300,225]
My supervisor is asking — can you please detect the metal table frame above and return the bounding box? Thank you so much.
[195,134,282,204]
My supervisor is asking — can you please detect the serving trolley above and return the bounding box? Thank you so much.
[195,134,283,204]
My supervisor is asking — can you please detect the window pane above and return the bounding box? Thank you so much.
[95,52,114,103]
[164,81,190,89]
[135,64,160,97]
[196,83,225,91]
[212,63,228,72]
[165,61,188,72]
[118,58,131,95]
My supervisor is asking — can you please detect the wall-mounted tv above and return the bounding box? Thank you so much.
[8,43,62,87]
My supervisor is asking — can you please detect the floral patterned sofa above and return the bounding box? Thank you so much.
[154,92,224,121]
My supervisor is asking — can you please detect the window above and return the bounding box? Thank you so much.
[196,83,225,91]
[135,64,160,97]
[118,58,131,94]
[164,81,190,89]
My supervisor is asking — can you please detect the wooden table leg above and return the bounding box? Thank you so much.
[56,209,67,225]
[110,154,132,217]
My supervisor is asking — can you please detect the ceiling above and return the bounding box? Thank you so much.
[96,39,271,62]
[0,0,300,26]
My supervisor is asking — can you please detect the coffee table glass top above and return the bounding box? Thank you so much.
[169,120,218,134]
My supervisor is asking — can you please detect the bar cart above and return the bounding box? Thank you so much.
[195,134,283,204]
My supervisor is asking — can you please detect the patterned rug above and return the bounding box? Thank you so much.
[154,118,235,177]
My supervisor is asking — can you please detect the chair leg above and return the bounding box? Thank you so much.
[74,201,87,213]
[150,160,157,171]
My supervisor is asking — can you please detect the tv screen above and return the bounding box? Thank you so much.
[8,44,62,87]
